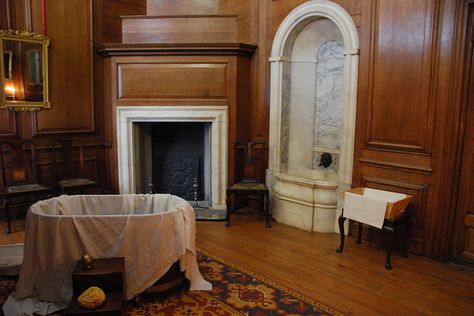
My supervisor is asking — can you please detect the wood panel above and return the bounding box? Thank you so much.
[35,144,102,187]
[0,111,17,138]
[117,62,228,100]
[0,0,111,199]
[0,1,25,139]
[34,0,94,134]
[93,0,146,44]
[218,0,258,44]
[352,0,470,260]
[354,0,438,256]
[146,0,218,15]
[0,0,11,28]
[121,15,238,44]
[235,56,251,142]
[0,139,105,198]
[144,0,256,44]
[366,0,435,153]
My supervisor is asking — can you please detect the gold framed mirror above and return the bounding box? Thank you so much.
[0,30,49,111]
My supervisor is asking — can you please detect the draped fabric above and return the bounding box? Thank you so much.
[3,194,211,316]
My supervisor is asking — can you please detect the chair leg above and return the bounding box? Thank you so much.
[3,199,11,234]
[385,225,398,270]
[264,193,271,228]
[225,192,232,227]
[356,222,363,244]
[336,214,347,253]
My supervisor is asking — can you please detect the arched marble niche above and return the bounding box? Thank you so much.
[281,19,344,180]
[267,1,359,233]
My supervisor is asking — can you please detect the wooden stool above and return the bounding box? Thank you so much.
[65,257,126,315]
[336,211,410,270]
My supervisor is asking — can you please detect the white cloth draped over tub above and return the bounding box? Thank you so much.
[3,194,212,315]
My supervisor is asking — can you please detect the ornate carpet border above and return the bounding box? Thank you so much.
[197,248,344,316]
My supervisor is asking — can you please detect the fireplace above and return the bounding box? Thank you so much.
[134,122,211,205]
[116,106,228,209]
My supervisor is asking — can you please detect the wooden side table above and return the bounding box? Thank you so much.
[336,211,411,270]
[65,257,126,315]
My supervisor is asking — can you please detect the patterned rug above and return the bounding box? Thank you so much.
[0,250,341,315]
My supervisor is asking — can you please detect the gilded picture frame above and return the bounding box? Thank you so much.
[0,30,49,111]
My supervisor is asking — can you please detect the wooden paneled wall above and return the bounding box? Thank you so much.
[1,0,95,135]
[355,0,464,259]
[0,0,469,261]
[0,0,95,136]
[0,0,108,194]
[354,0,436,256]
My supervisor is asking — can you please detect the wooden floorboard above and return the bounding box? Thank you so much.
[195,214,474,316]
[1,215,473,315]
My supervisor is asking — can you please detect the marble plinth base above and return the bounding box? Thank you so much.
[268,171,338,233]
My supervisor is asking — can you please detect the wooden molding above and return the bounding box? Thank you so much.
[358,158,433,174]
[96,43,257,57]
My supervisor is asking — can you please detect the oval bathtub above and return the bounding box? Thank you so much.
[6,194,211,314]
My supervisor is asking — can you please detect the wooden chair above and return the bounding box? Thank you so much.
[0,140,54,234]
[225,141,271,227]
[52,139,100,195]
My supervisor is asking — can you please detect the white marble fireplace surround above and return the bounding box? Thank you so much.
[116,106,228,209]
[267,0,359,233]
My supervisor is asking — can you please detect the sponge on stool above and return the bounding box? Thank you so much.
[77,286,106,309]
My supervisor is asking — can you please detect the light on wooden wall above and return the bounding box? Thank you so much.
[4,79,15,100]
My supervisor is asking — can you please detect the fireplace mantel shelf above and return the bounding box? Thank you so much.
[96,43,257,57]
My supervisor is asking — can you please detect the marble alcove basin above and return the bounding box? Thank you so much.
[266,0,359,233]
